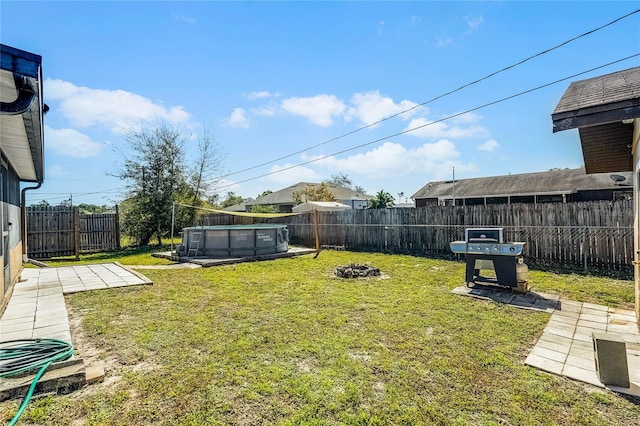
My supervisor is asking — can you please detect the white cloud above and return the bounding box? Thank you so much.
[45,126,105,157]
[346,91,420,126]
[244,91,280,100]
[410,15,421,25]
[45,79,191,133]
[465,15,483,32]
[280,94,346,127]
[251,106,277,117]
[404,117,489,139]
[477,139,500,152]
[435,37,453,48]
[46,165,68,177]
[377,21,385,35]
[449,111,483,124]
[171,13,196,24]
[302,140,475,179]
[224,108,250,128]
[265,163,322,184]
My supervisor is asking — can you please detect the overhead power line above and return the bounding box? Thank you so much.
[214,9,640,181]
[29,188,124,196]
[25,187,126,203]
[212,53,640,192]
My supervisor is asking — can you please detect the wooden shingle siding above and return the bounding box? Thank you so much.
[579,122,634,173]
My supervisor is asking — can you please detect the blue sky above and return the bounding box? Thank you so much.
[2,1,639,206]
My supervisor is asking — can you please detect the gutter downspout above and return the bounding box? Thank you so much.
[21,182,41,260]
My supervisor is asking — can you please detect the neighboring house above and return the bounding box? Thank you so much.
[411,168,632,207]
[551,65,640,319]
[1,44,45,311]
[291,201,352,213]
[222,202,248,212]
[393,202,416,208]
[244,182,372,213]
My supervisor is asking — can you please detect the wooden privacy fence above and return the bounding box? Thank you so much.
[257,200,633,274]
[27,206,120,259]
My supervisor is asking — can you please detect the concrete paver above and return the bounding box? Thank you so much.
[525,300,640,397]
[1,263,152,344]
[525,353,564,375]
[451,284,640,397]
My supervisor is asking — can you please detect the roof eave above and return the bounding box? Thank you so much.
[0,44,45,183]
[552,99,640,133]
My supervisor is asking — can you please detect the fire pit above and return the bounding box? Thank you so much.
[335,264,380,278]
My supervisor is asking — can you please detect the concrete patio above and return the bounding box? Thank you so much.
[525,300,640,397]
[0,263,152,343]
[452,284,640,397]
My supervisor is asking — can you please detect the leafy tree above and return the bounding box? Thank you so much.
[292,182,336,205]
[220,191,244,208]
[113,122,212,246]
[77,203,111,214]
[207,193,220,207]
[323,173,365,193]
[31,200,50,208]
[353,184,366,194]
[324,173,352,188]
[58,198,72,208]
[369,190,395,209]
[251,204,276,213]
[258,190,273,198]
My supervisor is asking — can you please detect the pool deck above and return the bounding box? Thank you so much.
[153,246,318,267]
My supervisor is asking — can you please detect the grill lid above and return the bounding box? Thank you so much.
[465,228,504,243]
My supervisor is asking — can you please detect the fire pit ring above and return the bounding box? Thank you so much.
[335,264,380,278]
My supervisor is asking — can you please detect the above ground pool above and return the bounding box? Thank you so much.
[178,224,289,258]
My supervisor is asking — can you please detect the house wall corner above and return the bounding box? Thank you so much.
[632,119,640,321]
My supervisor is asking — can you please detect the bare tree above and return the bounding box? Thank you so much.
[188,126,225,221]
[190,126,224,203]
[113,122,225,246]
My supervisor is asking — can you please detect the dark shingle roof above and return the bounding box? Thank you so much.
[245,182,372,206]
[222,202,247,212]
[551,66,639,174]
[411,168,632,200]
[553,66,640,115]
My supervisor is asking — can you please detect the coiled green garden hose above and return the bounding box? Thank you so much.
[0,338,74,426]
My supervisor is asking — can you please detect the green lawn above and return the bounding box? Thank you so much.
[27,245,175,267]
[3,252,639,425]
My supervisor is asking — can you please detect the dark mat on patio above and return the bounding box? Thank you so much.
[451,284,560,313]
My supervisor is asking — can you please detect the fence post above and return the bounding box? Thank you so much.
[583,227,588,273]
[115,204,121,249]
[313,209,320,257]
[73,206,80,260]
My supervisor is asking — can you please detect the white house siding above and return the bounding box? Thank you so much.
[1,158,23,309]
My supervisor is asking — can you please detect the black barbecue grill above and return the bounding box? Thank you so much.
[450,228,528,292]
